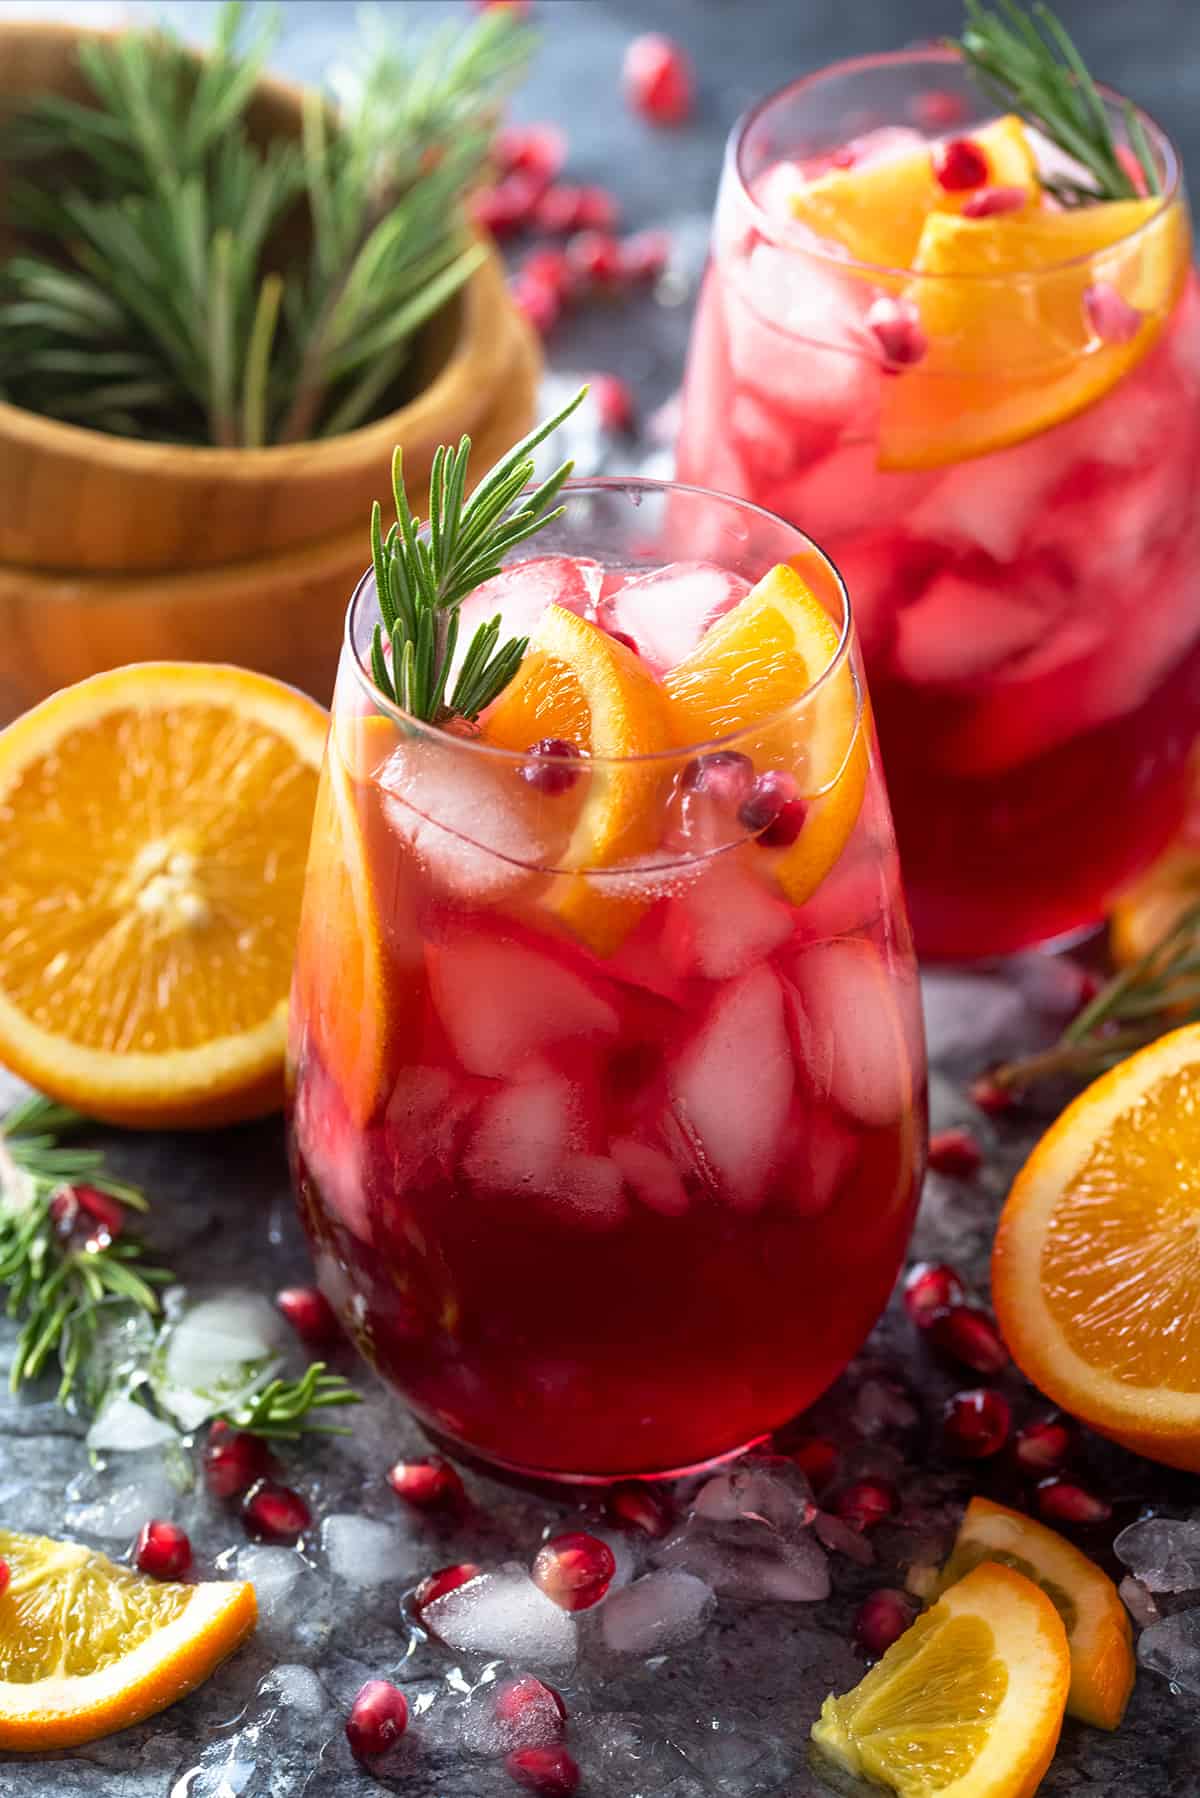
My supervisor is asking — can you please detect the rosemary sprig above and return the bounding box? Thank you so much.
[370,386,587,723]
[993,898,1200,1091]
[955,1,1160,205]
[218,1362,362,1440]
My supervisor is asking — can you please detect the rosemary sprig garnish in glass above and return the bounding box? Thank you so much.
[369,385,587,724]
[955,0,1161,205]
[218,1363,362,1439]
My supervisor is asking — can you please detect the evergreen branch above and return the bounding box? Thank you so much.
[218,1362,362,1439]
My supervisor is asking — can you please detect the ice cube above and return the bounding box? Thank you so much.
[260,1665,327,1717]
[611,1136,690,1217]
[788,1103,861,1217]
[66,1466,180,1540]
[1119,1574,1161,1629]
[236,1545,306,1624]
[691,1457,816,1532]
[753,158,810,225]
[457,1677,567,1755]
[464,1076,579,1197]
[86,1391,180,1454]
[1115,1518,1200,1595]
[422,1562,577,1666]
[766,442,930,543]
[675,855,793,980]
[600,1569,715,1656]
[670,965,794,1209]
[908,433,1062,562]
[1139,1609,1200,1696]
[597,562,750,675]
[450,555,604,684]
[378,741,552,902]
[786,940,913,1128]
[729,246,878,423]
[320,1514,417,1588]
[825,530,904,662]
[429,932,618,1078]
[556,1153,629,1228]
[890,572,1047,687]
[731,388,835,484]
[661,1457,830,1603]
[158,1291,287,1430]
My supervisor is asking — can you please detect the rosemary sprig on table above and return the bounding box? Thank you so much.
[369,386,587,723]
[993,898,1200,1091]
[218,1363,362,1439]
[955,0,1160,205]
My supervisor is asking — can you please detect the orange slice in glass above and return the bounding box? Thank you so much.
[0,663,327,1128]
[993,1021,1200,1472]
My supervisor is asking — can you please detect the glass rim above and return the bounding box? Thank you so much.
[344,474,857,770]
[729,45,1183,283]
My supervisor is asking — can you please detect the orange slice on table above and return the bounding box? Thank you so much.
[0,662,327,1129]
[663,563,867,906]
[812,1560,1070,1798]
[0,1527,256,1751]
[938,1497,1134,1730]
[993,1022,1200,1473]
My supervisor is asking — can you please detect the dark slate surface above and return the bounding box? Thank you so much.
[2,2,1199,1794]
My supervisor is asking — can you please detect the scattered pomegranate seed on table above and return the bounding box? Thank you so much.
[511,274,561,337]
[387,1454,465,1510]
[931,136,989,190]
[1013,1417,1072,1475]
[970,1072,1019,1116]
[345,1679,409,1761]
[275,1284,341,1349]
[928,1305,1010,1375]
[472,175,542,239]
[576,185,620,231]
[494,1675,568,1738]
[413,1561,482,1615]
[788,1437,840,1495]
[241,1478,312,1542]
[855,1588,917,1658]
[942,1388,1012,1459]
[623,33,694,127]
[961,184,1027,218]
[590,372,635,434]
[202,1420,274,1499]
[495,122,566,188]
[834,1477,898,1531]
[567,229,623,286]
[134,1518,192,1579]
[531,1531,616,1611]
[903,1261,966,1328]
[926,1128,982,1178]
[604,1481,672,1537]
[535,183,620,235]
[506,1744,581,1796]
[1036,1479,1112,1525]
[522,247,574,305]
[519,738,584,794]
[621,228,671,282]
[865,296,928,368]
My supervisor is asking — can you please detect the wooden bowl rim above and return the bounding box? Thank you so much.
[0,18,497,476]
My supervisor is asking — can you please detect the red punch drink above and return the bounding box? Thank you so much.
[289,480,925,1480]
[677,49,1200,958]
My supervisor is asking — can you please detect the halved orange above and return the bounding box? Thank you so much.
[663,563,867,905]
[0,1527,256,1751]
[939,1497,1134,1730]
[993,1022,1200,1472]
[0,662,327,1128]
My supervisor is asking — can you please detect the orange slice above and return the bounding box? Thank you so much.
[789,115,1038,270]
[663,564,867,905]
[939,1497,1134,1730]
[1111,846,1200,966]
[0,662,327,1128]
[880,196,1190,467]
[0,1526,256,1751]
[812,1560,1070,1798]
[993,1021,1200,1473]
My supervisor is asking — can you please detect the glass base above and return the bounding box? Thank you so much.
[419,1420,773,1493]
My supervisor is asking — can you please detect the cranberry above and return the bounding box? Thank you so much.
[680,749,755,808]
[241,1478,311,1542]
[621,228,670,281]
[970,1072,1019,1116]
[913,88,968,129]
[605,628,641,656]
[412,1561,482,1615]
[788,1437,839,1495]
[1014,1417,1072,1476]
[519,738,584,795]
[623,33,693,127]
[942,1388,1012,1459]
[591,372,635,434]
[865,296,928,368]
[531,1531,616,1612]
[134,1518,192,1580]
[472,174,541,239]
[523,247,574,306]
[1036,1479,1112,1525]
[345,1679,409,1761]
[567,229,622,286]
[506,1745,581,1796]
[495,123,566,189]
[738,769,798,836]
[961,184,1028,218]
[927,1128,982,1178]
[834,1478,898,1531]
[203,1421,274,1499]
[928,1305,1009,1375]
[903,1262,966,1328]
[855,1588,916,1658]
[932,136,989,191]
[494,1675,568,1741]
[275,1285,341,1350]
[511,274,561,337]
[387,1454,465,1510]
[1084,283,1143,345]
[605,1481,672,1538]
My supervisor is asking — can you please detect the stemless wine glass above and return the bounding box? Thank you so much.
[287,480,926,1482]
[677,48,1200,960]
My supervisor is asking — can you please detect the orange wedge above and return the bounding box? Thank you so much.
[812,1560,1070,1798]
[0,1527,256,1751]
[664,564,867,905]
[789,115,1038,270]
[939,1497,1134,1730]
[0,662,327,1128]
[993,1022,1200,1473]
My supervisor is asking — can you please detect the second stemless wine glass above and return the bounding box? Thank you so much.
[677,49,1200,960]
[288,480,926,1482]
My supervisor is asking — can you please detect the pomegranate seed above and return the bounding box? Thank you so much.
[275,1285,341,1349]
[591,372,635,434]
[739,770,799,837]
[412,1561,481,1615]
[1084,282,1143,345]
[623,34,693,127]
[927,1128,982,1178]
[0,1559,8,1598]
[533,184,589,235]
[788,1437,839,1495]
[523,247,574,306]
[567,229,622,286]
[1014,1417,1072,1475]
[134,1518,192,1579]
[387,1455,465,1510]
[913,88,968,129]
[345,1679,409,1761]
[680,749,756,808]
[903,1261,966,1328]
[494,1675,568,1741]
[50,1183,124,1247]
[834,1478,898,1531]
[865,296,928,368]
[203,1421,274,1499]
[605,1481,672,1538]
[932,136,989,191]
[621,228,670,281]
[531,1531,615,1612]
[929,1305,1009,1375]
[472,174,541,239]
[942,1388,1012,1459]
[506,1745,581,1796]
[511,274,561,337]
[970,1072,1019,1115]
[1036,1479,1111,1525]
[961,184,1028,218]
[576,185,620,232]
[855,1588,917,1657]
[495,123,566,189]
[519,738,584,795]
[241,1478,311,1542]
[605,628,640,656]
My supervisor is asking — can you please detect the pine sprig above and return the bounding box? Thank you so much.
[369,386,587,723]
[218,1362,362,1439]
[956,1,1161,205]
